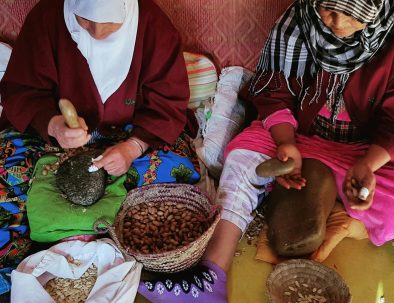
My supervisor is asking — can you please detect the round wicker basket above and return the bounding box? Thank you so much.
[94,183,221,273]
[266,259,352,303]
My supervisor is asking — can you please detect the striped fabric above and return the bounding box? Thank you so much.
[183,52,218,110]
[312,114,366,143]
[250,0,394,119]
[317,0,383,23]
[251,0,394,84]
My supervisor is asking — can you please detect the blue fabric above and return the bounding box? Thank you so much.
[0,126,200,291]
[131,149,200,187]
[0,129,46,276]
[0,268,12,295]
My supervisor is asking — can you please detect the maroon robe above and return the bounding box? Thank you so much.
[247,34,394,157]
[0,0,191,147]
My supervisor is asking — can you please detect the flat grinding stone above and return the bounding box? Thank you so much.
[56,150,106,206]
[265,158,337,257]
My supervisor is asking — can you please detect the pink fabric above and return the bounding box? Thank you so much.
[263,108,298,130]
[60,234,97,242]
[318,105,352,122]
[225,121,394,246]
[0,0,294,70]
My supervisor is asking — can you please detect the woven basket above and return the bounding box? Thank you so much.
[94,183,221,273]
[266,259,352,303]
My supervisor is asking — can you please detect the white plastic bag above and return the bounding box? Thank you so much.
[11,239,142,303]
[194,66,254,179]
[0,42,11,82]
[0,42,12,114]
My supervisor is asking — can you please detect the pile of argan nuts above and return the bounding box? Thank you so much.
[41,147,90,176]
[122,202,213,254]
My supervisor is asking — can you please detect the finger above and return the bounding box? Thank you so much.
[344,177,357,192]
[277,151,288,162]
[352,186,358,198]
[108,168,128,176]
[105,165,127,176]
[63,128,88,139]
[350,200,371,211]
[292,175,307,186]
[78,117,89,131]
[344,188,357,204]
[60,136,89,149]
[68,134,91,147]
[276,177,291,189]
[344,179,352,189]
[351,178,358,187]
[286,178,303,190]
[93,154,113,169]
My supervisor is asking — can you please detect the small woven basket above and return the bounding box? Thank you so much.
[94,183,221,273]
[266,259,352,303]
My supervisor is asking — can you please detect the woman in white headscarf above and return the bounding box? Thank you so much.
[0,0,199,274]
[138,1,394,303]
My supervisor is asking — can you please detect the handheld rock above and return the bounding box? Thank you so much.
[256,158,295,177]
[59,98,81,129]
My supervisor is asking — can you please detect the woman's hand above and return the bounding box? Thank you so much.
[343,162,376,211]
[48,115,91,148]
[343,144,391,211]
[92,141,142,176]
[275,143,306,190]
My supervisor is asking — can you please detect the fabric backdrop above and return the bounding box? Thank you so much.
[0,0,293,70]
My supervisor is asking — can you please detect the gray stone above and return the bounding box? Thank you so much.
[56,150,107,206]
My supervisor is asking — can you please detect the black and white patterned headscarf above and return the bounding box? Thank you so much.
[251,0,394,99]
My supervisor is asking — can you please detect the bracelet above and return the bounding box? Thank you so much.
[128,138,144,156]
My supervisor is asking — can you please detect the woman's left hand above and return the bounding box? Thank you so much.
[92,141,141,176]
[343,162,376,211]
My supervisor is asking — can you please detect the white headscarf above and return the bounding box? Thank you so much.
[64,0,139,103]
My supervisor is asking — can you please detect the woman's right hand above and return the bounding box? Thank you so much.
[48,115,91,148]
[275,143,306,190]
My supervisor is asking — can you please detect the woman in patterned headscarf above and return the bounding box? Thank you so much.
[138,1,394,302]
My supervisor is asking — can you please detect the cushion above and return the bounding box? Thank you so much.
[194,66,254,179]
[0,42,12,114]
[183,51,218,110]
[0,42,11,81]
[27,155,127,242]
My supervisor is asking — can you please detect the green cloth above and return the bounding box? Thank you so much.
[27,155,127,242]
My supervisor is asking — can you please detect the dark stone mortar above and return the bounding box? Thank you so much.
[56,150,106,206]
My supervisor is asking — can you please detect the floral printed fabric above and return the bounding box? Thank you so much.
[0,129,46,271]
[138,260,228,303]
[0,129,47,295]
[124,133,200,191]
[0,127,200,285]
